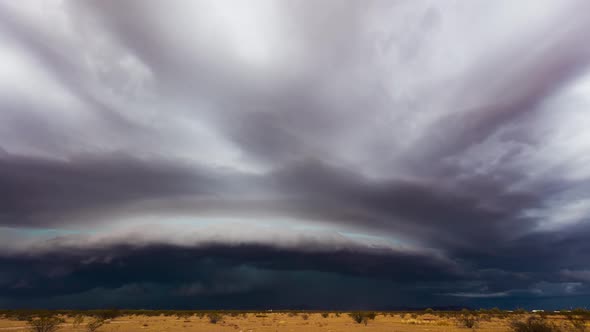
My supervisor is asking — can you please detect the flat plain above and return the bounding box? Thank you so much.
[0,312,581,332]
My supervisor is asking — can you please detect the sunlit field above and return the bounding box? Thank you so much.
[1,309,587,332]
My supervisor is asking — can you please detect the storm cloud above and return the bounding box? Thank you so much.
[1,0,590,309]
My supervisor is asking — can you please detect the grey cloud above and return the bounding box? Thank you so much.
[0,152,541,251]
[0,153,239,227]
[0,3,145,138]
[561,270,590,283]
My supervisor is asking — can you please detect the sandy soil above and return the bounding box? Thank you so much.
[0,313,529,332]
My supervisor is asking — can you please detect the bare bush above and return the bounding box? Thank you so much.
[567,315,587,332]
[510,316,561,332]
[86,318,105,332]
[27,316,64,332]
[92,309,119,320]
[207,312,223,324]
[349,312,377,325]
[457,315,480,329]
[72,315,84,328]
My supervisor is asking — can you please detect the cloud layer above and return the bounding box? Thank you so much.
[1,0,590,309]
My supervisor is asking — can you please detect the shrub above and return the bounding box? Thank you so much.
[27,316,64,332]
[207,312,223,324]
[425,308,434,314]
[91,309,120,320]
[72,315,84,328]
[86,318,105,332]
[510,316,560,332]
[301,314,309,320]
[349,312,376,325]
[480,314,492,322]
[321,312,329,318]
[13,311,34,321]
[457,315,479,329]
[176,312,192,320]
[573,309,590,317]
[568,315,587,332]
[490,308,502,316]
[349,312,364,324]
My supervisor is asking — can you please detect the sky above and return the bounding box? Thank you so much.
[1,0,590,310]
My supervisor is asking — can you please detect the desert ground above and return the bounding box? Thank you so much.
[0,311,583,332]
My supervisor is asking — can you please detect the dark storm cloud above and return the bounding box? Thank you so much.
[0,152,540,252]
[2,236,589,309]
[0,153,243,227]
[267,160,543,248]
[0,242,464,298]
[1,0,590,308]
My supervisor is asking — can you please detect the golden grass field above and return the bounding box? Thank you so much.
[0,312,582,332]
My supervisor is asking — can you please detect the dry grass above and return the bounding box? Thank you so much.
[0,312,581,332]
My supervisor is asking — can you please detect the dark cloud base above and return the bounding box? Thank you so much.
[0,243,462,299]
[1,242,590,310]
